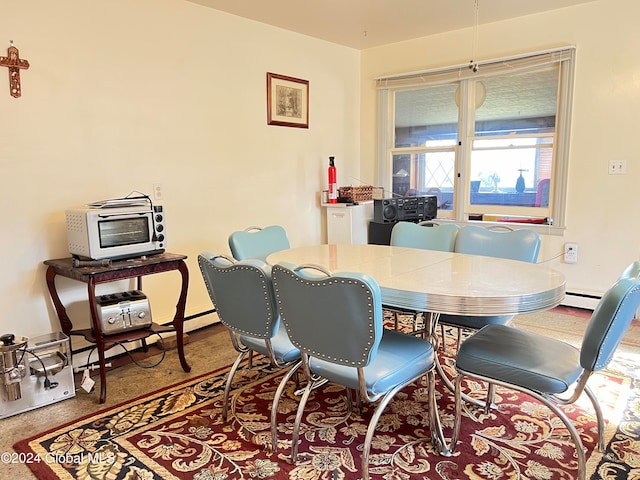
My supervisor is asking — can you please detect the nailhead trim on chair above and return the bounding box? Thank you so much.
[198,262,274,338]
[273,268,376,366]
[594,284,640,369]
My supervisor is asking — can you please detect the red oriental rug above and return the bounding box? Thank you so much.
[13,333,637,480]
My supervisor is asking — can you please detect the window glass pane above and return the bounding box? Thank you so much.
[470,137,553,207]
[468,67,557,211]
[475,67,558,137]
[393,84,458,213]
[395,84,459,147]
[392,151,455,210]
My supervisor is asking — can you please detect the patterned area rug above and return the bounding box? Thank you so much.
[588,355,640,480]
[13,329,640,480]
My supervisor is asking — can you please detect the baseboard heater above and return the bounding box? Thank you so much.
[561,291,600,311]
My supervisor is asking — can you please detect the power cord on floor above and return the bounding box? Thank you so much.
[27,349,58,390]
[81,333,167,373]
[118,334,166,369]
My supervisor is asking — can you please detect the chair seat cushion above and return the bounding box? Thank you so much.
[309,329,435,398]
[241,327,300,364]
[456,324,583,394]
[438,313,513,330]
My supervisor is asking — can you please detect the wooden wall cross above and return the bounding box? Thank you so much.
[0,42,30,98]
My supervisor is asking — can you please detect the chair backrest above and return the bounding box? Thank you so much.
[198,252,279,339]
[454,224,541,263]
[271,262,383,367]
[390,221,459,252]
[535,178,551,207]
[580,261,640,371]
[228,225,290,262]
[618,261,640,280]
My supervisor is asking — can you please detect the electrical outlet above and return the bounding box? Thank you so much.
[153,183,163,201]
[564,243,578,264]
[608,160,627,175]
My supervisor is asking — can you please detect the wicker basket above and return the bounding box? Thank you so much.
[338,185,373,203]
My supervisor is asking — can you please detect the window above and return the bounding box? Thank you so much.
[376,47,575,231]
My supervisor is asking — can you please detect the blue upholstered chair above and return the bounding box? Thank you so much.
[390,221,460,251]
[451,261,640,480]
[389,221,460,334]
[452,224,540,261]
[438,224,541,339]
[198,253,300,421]
[227,225,291,369]
[228,225,290,262]
[435,225,541,405]
[271,262,442,479]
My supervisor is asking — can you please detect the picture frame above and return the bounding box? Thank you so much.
[266,72,309,128]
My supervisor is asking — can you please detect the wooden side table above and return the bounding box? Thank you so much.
[44,252,192,403]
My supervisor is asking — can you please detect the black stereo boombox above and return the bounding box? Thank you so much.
[373,195,437,224]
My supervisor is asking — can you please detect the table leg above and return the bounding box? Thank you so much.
[427,368,453,456]
[95,339,109,404]
[428,312,489,409]
[86,279,110,403]
[45,267,72,336]
[174,260,191,373]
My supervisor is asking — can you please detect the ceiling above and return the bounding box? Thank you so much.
[185,0,596,50]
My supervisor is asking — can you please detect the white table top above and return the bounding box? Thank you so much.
[267,244,566,316]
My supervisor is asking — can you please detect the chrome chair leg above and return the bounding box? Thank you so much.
[440,323,448,353]
[223,350,248,421]
[454,371,587,480]
[361,386,403,480]
[360,369,448,479]
[290,380,315,463]
[583,384,606,451]
[270,361,302,453]
[451,372,465,451]
[294,377,328,396]
[429,312,487,409]
[247,350,254,369]
[526,390,587,479]
[485,383,496,414]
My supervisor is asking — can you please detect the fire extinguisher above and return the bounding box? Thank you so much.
[328,156,337,203]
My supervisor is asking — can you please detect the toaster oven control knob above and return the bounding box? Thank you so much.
[156,224,164,232]
[157,234,165,242]
[155,214,163,223]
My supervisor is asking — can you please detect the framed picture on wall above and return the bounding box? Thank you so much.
[266,72,309,128]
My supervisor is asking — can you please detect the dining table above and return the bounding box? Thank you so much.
[267,243,565,317]
[267,243,566,455]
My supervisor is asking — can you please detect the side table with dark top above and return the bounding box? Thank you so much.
[43,252,192,403]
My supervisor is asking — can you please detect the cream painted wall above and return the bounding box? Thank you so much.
[0,0,360,341]
[361,0,640,300]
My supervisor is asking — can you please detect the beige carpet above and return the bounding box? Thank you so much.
[513,308,640,357]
